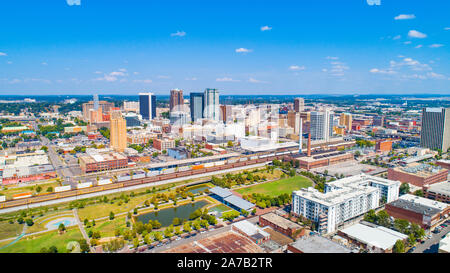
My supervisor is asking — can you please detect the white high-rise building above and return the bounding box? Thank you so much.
[204,88,220,122]
[310,109,334,141]
[292,174,400,234]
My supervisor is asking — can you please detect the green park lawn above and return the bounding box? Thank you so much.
[235,175,312,197]
[0,227,84,253]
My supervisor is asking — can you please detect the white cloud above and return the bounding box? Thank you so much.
[95,74,117,82]
[445,27,450,31]
[404,41,412,45]
[235,48,252,53]
[248,78,268,83]
[261,26,272,31]
[171,31,186,37]
[0,52,7,56]
[6,61,12,64]
[157,75,171,79]
[429,44,444,48]
[133,72,139,75]
[289,65,305,71]
[370,68,396,75]
[216,77,239,82]
[393,35,401,40]
[42,62,48,65]
[185,77,197,81]
[94,71,102,74]
[408,30,427,38]
[394,14,416,20]
[415,44,423,49]
[66,0,81,6]
[427,72,446,79]
[110,71,126,76]
[133,79,153,84]
[326,56,339,60]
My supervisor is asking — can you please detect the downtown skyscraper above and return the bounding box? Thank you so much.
[190,92,204,122]
[204,88,219,122]
[139,92,156,120]
[169,89,184,112]
[420,107,450,152]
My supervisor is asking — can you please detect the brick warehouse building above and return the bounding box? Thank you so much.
[79,152,128,173]
[424,182,450,204]
[385,194,449,229]
[259,213,303,238]
[387,163,448,187]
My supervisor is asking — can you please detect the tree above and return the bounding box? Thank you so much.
[413,190,424,197]
[58,223,66,232]
[109,211,115,220]
[393,240,405,253]
[25,218,34,226]
[376,210,390,227]
[36,186,42,193]
[79,239,90,253]
[408,233,416,246]
[399,183,410,195]
[364,209,377,223]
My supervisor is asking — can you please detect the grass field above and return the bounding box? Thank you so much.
[87,216,127,238]
[235,175,312,197]
[0,222,24,239]
[0,181,61,200]
[0,227,84,253]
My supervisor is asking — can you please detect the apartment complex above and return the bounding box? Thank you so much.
[292,174,400,234]
[310,110,334,141]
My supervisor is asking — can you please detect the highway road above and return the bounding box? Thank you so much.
[0,162,269,214]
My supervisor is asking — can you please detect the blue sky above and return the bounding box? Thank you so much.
[0,0,449,95]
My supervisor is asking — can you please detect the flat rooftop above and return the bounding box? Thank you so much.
[399,194,448,211]
[163,231,264,253]
[393,163,447,178]
[340,223,408,250]
[388,199,442,217]
[426,181,450,197]
[289,235,352,253]
[260,212,302,230]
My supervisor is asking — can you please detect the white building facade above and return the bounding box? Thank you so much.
[292,174,400,234]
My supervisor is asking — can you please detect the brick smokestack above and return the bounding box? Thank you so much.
[307,133,311,157]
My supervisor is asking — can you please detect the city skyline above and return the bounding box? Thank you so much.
[0,0,449,95]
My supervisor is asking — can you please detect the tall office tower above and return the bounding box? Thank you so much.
[204,88,220,121]
[310,110,333,141]
[110,111,127,153]
[339,113,352,131]
[190,92,204,122]
[220,105,233,123]
[93,94,99,110]
[294,98,305,112]
[299,118,303,153]
[169,89,184,112]
[287,111,301,134]
[82,100,114,121]
[373,116,384,127]
[420,107,450,152]
[139,92,156,120]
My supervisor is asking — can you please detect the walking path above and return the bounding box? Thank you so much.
[72,208,92,251]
